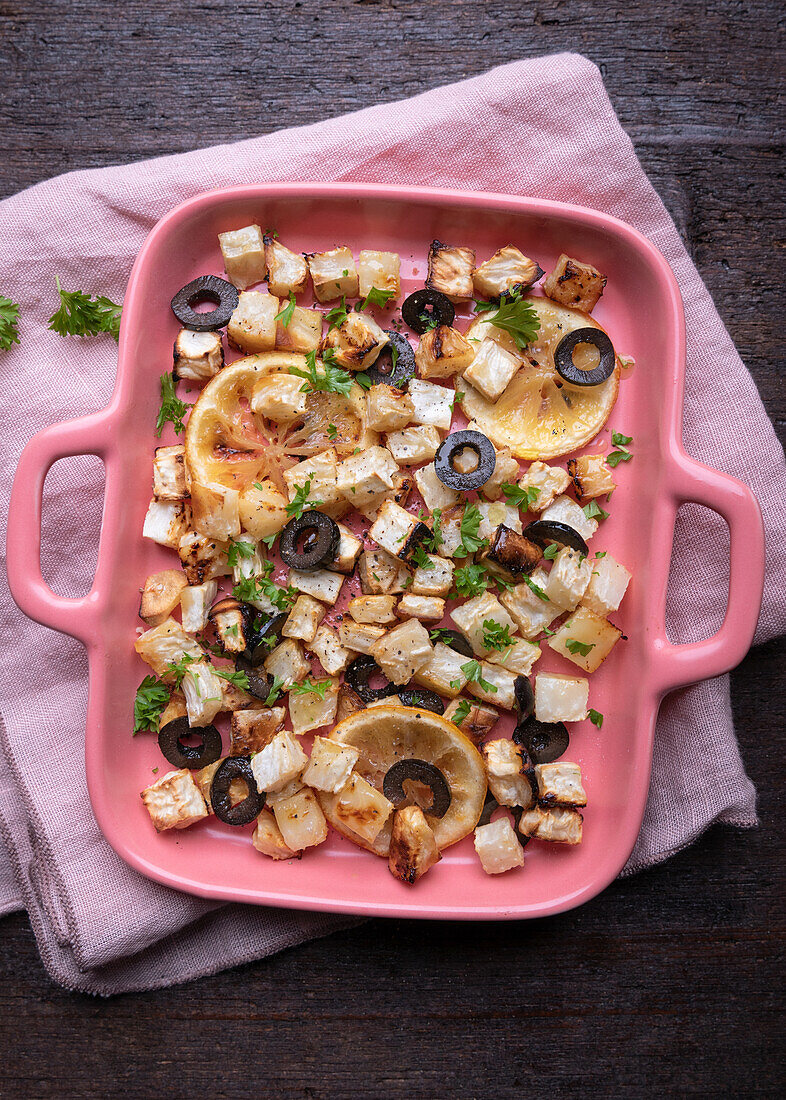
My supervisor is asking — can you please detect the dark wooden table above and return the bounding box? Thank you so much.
[1,1,783,1095]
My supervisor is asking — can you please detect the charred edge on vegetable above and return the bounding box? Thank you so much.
[398,520,433,563]
[482,526,542,576]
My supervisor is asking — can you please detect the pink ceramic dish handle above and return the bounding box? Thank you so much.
[6,412,112,646]
[652,453,765,696]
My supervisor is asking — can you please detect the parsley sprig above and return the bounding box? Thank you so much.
[214,668,250,690]
[452,562,489,598]
[583,500,609,522]
[475,290,540,351]
[607,431,633,468]
[233,561,296,611]
[48,276,122,341]
[451,698,472,726]
[355,286,396,311]
[156,372,192,437]
[455,504,487,558]
[291,678,331,699]
[411,545,434,570]
[502,483,540,510]
[265,676,286,705]
[0,296,20,351]
[588,709,604,729]
[133,675,170,734]
[275,293,296,327]
[522,575,549,602]
[290,349,354,397]
[325,298,349,330]
[565,638,596,656]
[227,538,256,569]
[461,660,497,693]
[285,477,323,519]
[481,619,515,652]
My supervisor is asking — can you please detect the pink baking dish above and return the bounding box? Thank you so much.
[6,183,765,919]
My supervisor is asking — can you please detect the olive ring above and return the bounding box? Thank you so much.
[434,430,497,492]
[210,755,265,826]
[345,655,397,704]
[401,289,455,335]
[523,519,589,557]
[364,331,416,389]
[396,688,445,715]
[513,717,570,765]
[554,327,615,387]
[236,611,289,670]
[170,274,239,331]
[158,718,223,770]
[382,759,452,818]
[279,510,340,572]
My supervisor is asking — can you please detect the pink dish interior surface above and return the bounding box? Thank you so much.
[7,183,765,919]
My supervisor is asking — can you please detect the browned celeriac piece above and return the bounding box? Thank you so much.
[338,620,387,656]
[535,762,587,808]
[252,809,298,860]
[426,240,476,302]
[189,481,241,541]
[542,253,606,313]
[230,706,286,756]
[139,569,188,627]
[518,806,583,845]
[307,247,359,302]
[141,769,209,832]
[264,235,309,296]
[443,698,499,744]
[238,480,290,541]
[283,594,326,645]
[251,375,308,422]
[172,329,224,383]
[309,624,353,677]
[152,445,188,501]
[134,618,203,678]
[218,224,267,289]
[322,312,389,370]
[547,606,622,673]
[482,739,535,809]
[348,595,398,625]
[177,532,231,586]
[227,291,279,352]
[288,679,339,736]
[142,499,190,549]
[396,594,445,622]
[358,548,410,595]
[371,619,433,685]
[365,383,414,432]
[275,305,322,353]
[415,325,475,379]
[388,806,441,884]
[358,250,401,298]
[472,245,543,299]
[567,454,617,500]
[272,787,329,851]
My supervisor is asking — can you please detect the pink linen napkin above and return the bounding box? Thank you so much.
[1,52,784,994]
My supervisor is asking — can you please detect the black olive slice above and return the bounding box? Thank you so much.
[170,275,239,332]
[432,629,474,659]
[514,676,535,721]
[210,755,265,826]
[236,612,288,670]
[383,759,452,818]
[513,717,570,765]
[158,718,222,770]
[523,519,588,558]
[242,669,275,701]
[554,327,615,387]
[279,510,339,572]
[364,331,416,388]
[478,792,500,827]
[396,688,445,715]
[401,289,455,335]
[345,655,397,704]
[434,430,496,492]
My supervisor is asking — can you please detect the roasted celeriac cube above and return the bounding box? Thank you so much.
[227,290,279,352]
[415,325,474,379]
[230,706,286,755]
[172,329,224,383]
[472,245,543,298]
[334,772,394,844]
[436,505,466,558]
[548,606,622,672]
[348,595,398,625]
[414,641,469,698]
[264,235,309,296]
[308,246,359,302]
[251,375,308,422]
[358,548,410,595]
[358,249,400,298]
[283,594,326,644]
[397,594,445,622]
[327,523,363,574]
[178,532,231,585]
[474,817,525,874]
[288,567,345,605]
[238,480,289,540]
[272,787,328,851]
[275,305,322,353]
[218,224,267,289]
[385,424,441,464]
[261,777,304,808]
[463,339,521,403]
[534,673,589,723]
[369,500,426,561]
[568,454,616,500]
[289,678,339,735]
[540,495,598,541]
[309,624,352,676]
[194,757,224,812]
[181,661,223,726]
[251,730,309,793]
[407,378,454,430]
[143,499,190,549]
[427,240,475,302]
[152,445,188,502]
[139,569,188,627]
[230,535,263,586]
[413,462,460,512]
[263,638,311,689]
[477,500,523,540]
[189,482,241,541]
[545,546,593,611]
[252,808,297,860]
[499,567,562,638]
[134,618,203,677]
[465,316,523,360]
[336,683,366,721]
[466,662,517,709]
[479,445,519,502]
[283,448,342,510]
[323,312,389,370]
[488,638,541,677]
[338,621,387,655]
[443,698,499,743]
[411,553,454,598]
[356,470,414,524]
[518,806,583,844]
[336,445,398,507]
[388,805,441,884]
[451,591,517,658]
[371,619,433,685]
[302,736,360,794]
[483,739,535,809]
[179,580,217,633]
[536,762,587,808]
[141,769,208,832]
[542,253,606,313]
[516,461,571,512]
[365,383,414,432]
[581,553,631,617]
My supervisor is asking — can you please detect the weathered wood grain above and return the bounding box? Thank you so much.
[0,0,783,1096]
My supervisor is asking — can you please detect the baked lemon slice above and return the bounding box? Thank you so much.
[318,706,487,854]
[184,352,374,496]
[459,297,620,460]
